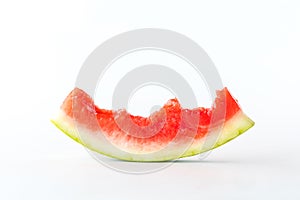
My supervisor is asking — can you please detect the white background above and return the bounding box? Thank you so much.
[1,0,300,199]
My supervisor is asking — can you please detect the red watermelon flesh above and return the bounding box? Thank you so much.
[51,87,254,161]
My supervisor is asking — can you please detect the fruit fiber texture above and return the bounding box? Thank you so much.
[51,87,254,161]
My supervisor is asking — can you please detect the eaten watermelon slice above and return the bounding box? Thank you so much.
[51,87,254,161]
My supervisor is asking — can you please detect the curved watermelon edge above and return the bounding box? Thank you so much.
[180,111,255,158]
[51,114,125,161]
[51,118,81,144]
[51,110,254,162]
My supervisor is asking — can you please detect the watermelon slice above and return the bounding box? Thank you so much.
[51,87,254,161]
